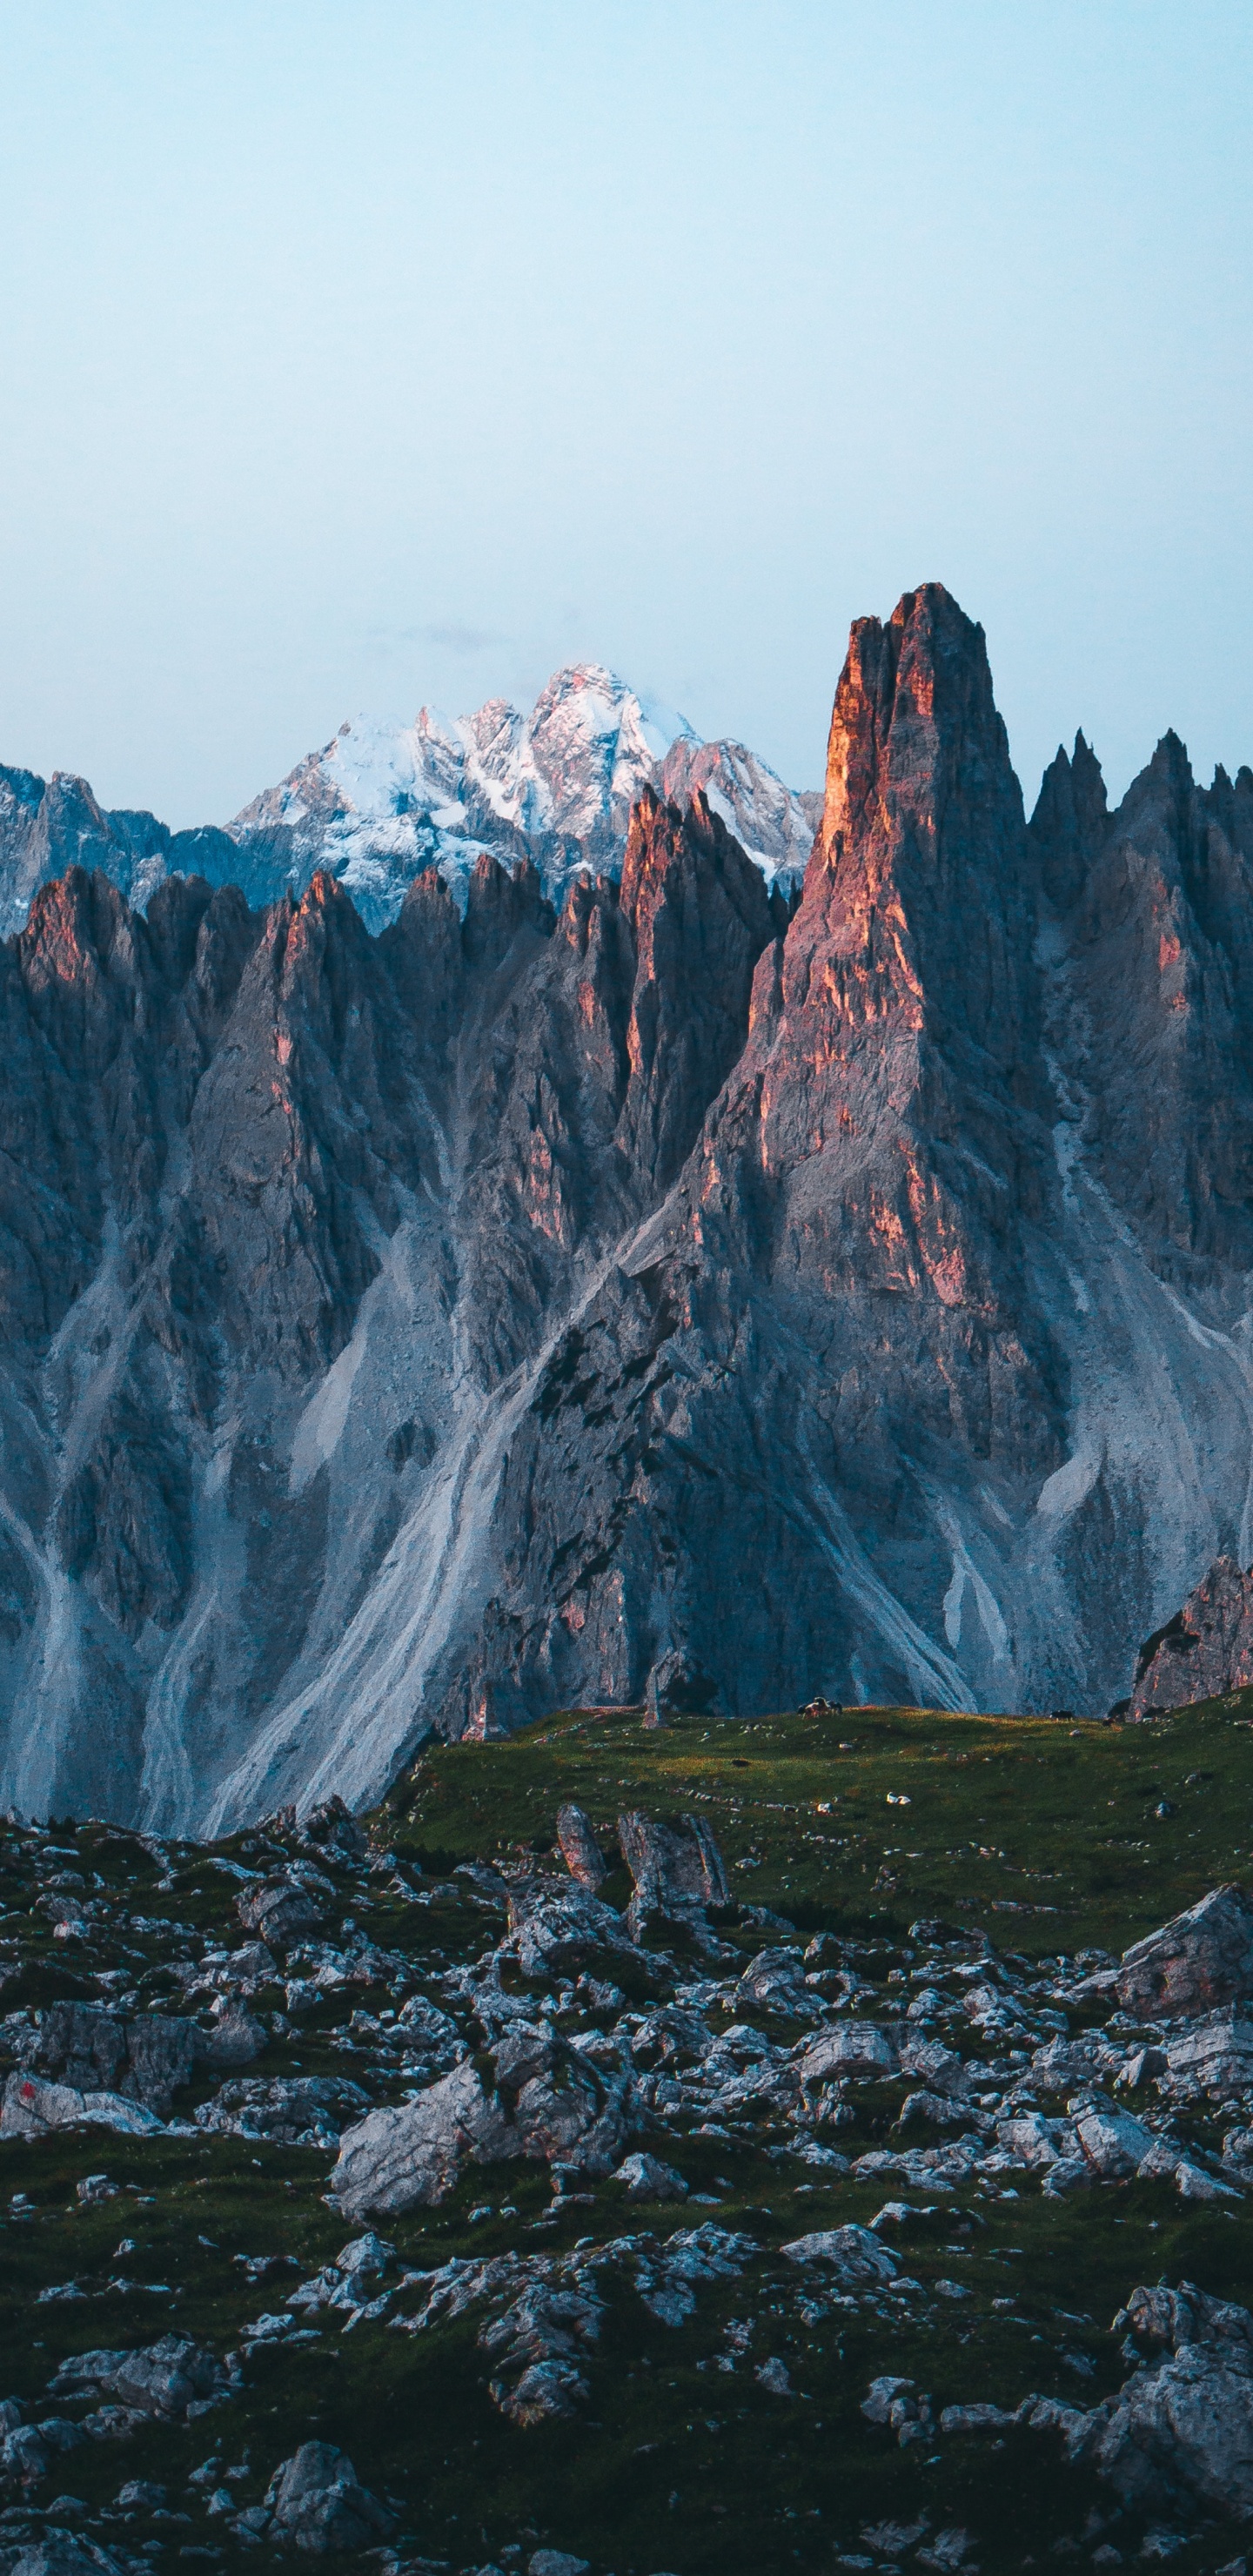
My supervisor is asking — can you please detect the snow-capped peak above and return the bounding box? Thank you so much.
[228,663,814,929]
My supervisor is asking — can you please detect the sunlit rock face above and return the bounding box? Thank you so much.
[0,583,1250,1829]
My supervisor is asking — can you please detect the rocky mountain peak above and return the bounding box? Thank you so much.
[1028,730,1109,911]
[3,586,1253,1824]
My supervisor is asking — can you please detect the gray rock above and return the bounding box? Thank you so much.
[798,2023,899,2084]
[236,1880,325,1949]
[332,2030,631,2218]
[617,1809,731,1932]
[1117,1887,1253,2020]
[194,2000,267,2070]
[1,2417,85,2481]
[612,2151,687,2202]
[0,2072,164,2138]
[1129,1556,1253,1718]
[1164,2009,1253,2096]
[506,1879,628,1976]
[10,2542,126,2576]
[781,2224,899,2286]
[898,2037,970,2096]
[1029,2034,1116,2095]
[300,1794,367,1861]
[554,1802,606,1891]
[7,2002,194,2116]
[48,2337,228,2419]
[1073,2103,1160,2177]
[194,2074,369,2144]
[1042,2156,1093,2197]
[734,1946,812,2013]
[264,2441,392,2554]
[528,2554,591,2576]
[995,2111,1074,2169]
[1068,2280,1253,2518]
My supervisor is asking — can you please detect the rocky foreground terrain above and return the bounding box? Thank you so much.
[4,1691,1253,2574]
[1,584,1253,1826]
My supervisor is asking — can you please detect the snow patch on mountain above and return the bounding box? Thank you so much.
[228,664,813,925]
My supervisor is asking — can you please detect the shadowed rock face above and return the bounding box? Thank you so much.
[0,582,1251,1827]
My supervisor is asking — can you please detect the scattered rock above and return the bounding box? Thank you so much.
[1061,2278,1253,2519]
[505,1880,630,1976]
[1163,2009,1253,2096]
[8,2540,126,2575]
[898,2038,970,2096]
[194,2001,267,2071]
[301,1795,367,1862]
[734,1947,811,2013]
[194,2075,370,2145]
[1072,2103,1160,2178]
[5,2002,195,2116]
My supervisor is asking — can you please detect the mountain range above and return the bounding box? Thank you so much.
[0,583,1250,1831]
[0,665,818,936]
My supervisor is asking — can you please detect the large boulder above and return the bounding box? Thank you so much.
[10,2542,126,2576]
[781,2225,899,2287]
[798,2023,899,2085]
[48,2337,228,2420]
[236,1878,325,1949]
[1,2072,164,2138]
[1129,1556,1253,1718]
[331,2027,632,2219]
[554,1802,607,1892]
[505,1878,629,1976]
[1069,2280,1253,2519]
[617,1811,730,1934]
[264,2442,392,2554]
[7,2002,195,2115]
[1116,1886,1253,2018]
[1163,2008,1253,2097]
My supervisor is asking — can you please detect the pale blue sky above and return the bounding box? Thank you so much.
[0,2,1250,827]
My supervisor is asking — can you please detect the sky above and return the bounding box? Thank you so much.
[0,2,1250,828]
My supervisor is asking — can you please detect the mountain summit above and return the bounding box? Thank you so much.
[0,665,817,937]
[0,584,1250,1828]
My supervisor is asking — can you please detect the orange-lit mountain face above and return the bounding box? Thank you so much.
[0,584,1250,1829]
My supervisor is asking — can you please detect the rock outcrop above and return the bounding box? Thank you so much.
[1116,1886,1253,2019]
[618,1811,732,1933]
[1129,1554,1253,1717]
[330,2027,633,2218]
[262,2442,393,2555]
